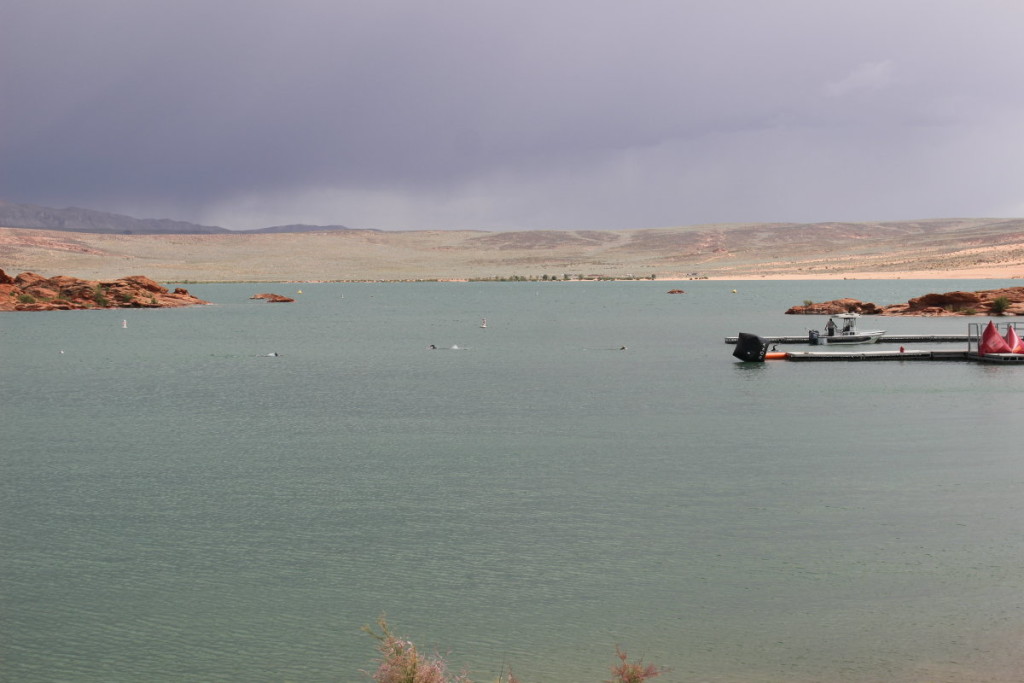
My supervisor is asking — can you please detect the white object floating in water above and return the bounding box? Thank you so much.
[122,320,128,328]
[297,290,303,294]
[480,318,487,328]
[731,289,737,294]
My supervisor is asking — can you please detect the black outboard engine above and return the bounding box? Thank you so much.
[733,332,769,362]
[808,329,821,345]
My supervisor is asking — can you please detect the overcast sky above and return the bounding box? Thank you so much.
[3,1,1023,231]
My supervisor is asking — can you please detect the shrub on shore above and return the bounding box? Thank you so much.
[363,617,666,683]
[363,617,474,683]
[990,295,1011,315]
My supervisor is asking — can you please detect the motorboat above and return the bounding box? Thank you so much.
[808,313,885,345]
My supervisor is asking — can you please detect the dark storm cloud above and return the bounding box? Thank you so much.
[3,0,1024,229]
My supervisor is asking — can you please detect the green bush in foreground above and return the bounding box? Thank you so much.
[363,617,667,683]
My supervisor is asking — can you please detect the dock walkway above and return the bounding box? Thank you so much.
[765,350,1024,363]
[784,349,963,362]
[724,334,968,344]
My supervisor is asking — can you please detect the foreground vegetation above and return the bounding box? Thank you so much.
[363,617,667,683]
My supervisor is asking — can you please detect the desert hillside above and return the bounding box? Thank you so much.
[3,218,1024,282]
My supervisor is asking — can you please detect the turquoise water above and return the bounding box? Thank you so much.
[3,280,1023,682]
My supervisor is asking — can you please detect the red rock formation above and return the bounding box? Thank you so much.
[249,293,295,303]
[0,269,208,311]
[784,297,883,315]
[786,287,1024,316]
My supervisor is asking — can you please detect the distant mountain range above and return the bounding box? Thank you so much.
[4,199,1024,282]
[0,200,365,235]
[4,201,1024,282]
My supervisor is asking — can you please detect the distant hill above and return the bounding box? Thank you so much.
[245,223,373,234]
[0,201,230,234]
[3,212,1024,282]
[0,201,360,235]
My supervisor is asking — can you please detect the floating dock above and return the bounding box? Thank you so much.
[764,350,1024,363]
[724,334,968,344]
[731,322,1024,363]
[781,349,960,361]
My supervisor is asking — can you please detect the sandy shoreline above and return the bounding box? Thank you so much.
[700,266,1024,278]
[465,266,1024,282]
[197,273,1023,284]
[697,264,1024,281]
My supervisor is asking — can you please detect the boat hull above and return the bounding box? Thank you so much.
[818,332,885,345]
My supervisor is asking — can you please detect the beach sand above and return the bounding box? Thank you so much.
[707,266,1024,280]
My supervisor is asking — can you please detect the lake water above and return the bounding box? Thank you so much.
[3,280,1024,682]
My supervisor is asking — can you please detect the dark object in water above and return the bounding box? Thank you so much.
[733,332,769,362]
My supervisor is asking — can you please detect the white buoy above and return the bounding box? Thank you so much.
[480,318,487,328]
[122,319,127,328]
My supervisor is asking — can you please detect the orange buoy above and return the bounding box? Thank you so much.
[764,352,788,360]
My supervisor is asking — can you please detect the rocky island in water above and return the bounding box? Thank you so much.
[787,287,1024,316]
[0,269,208,311]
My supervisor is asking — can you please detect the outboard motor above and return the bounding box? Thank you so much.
[733,332,770,362]
[808,329,821,346]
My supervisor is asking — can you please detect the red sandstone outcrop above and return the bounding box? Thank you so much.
[249,293,295,303]
[784,297,884,315]
[786,287,1024,316]
[0,269,208,311]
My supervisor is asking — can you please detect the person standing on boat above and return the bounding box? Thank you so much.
[825,318,837,336]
